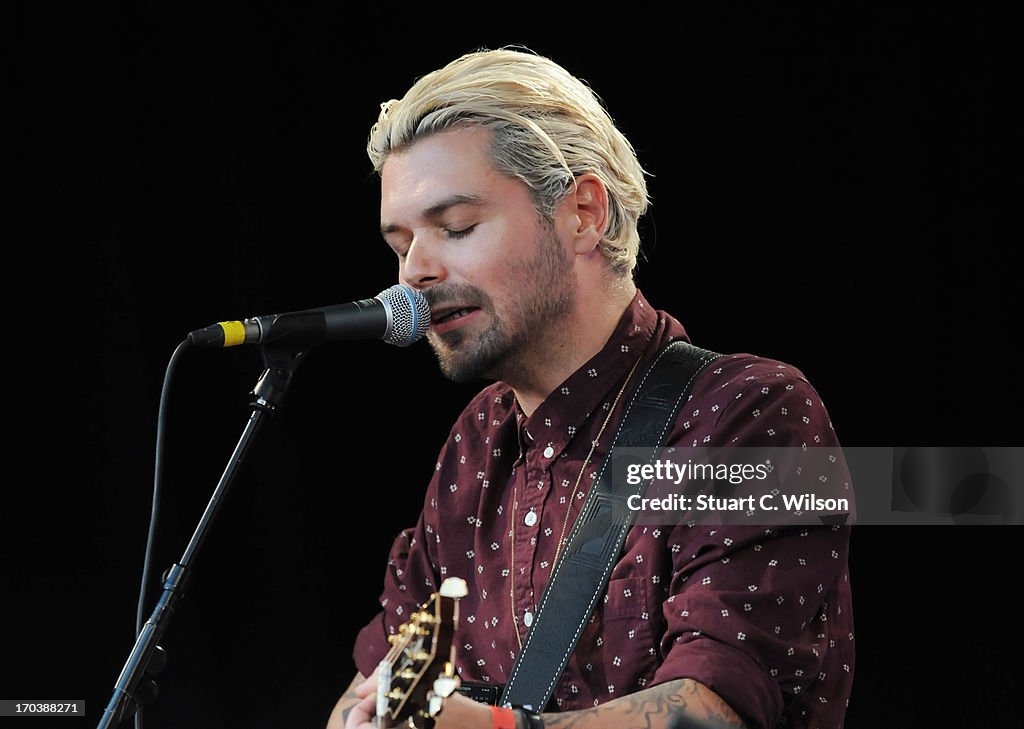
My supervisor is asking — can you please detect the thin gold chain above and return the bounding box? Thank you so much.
[509,355,643,649]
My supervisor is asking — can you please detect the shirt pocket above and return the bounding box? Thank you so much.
[601,576,650,619]
[594,577,660,689]
[553,576,660,709]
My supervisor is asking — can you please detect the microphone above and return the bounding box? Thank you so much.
[187,284,431,349]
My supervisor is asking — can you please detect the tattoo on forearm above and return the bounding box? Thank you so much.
[339,686,360,724]
[542,679,746,729]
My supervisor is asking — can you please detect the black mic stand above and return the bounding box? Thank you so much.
[98,344,309,729]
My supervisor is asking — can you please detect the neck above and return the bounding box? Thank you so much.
[510,277,637,417]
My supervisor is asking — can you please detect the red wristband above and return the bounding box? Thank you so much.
[490,705,517,729]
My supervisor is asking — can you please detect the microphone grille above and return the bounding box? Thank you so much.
[376,285,431,347]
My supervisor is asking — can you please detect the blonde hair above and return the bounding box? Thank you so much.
[367,47,649,277]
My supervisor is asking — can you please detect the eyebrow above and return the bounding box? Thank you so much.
[380,193,486,237]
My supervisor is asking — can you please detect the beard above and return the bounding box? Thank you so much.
[425,225,576,384]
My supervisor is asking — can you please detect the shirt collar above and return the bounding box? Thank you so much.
[514,289,660,461]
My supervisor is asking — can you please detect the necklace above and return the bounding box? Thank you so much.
[508,355,643,649]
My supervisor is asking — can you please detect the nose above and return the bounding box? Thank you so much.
[400,236,447,290]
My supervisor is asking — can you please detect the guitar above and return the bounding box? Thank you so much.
[375,577,468,728]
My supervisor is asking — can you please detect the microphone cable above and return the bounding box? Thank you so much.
[133,337,192,729]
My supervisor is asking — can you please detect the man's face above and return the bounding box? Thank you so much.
[379,127,576,382]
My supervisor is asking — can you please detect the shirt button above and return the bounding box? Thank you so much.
[524,510,538,527]
[543,446,555,458]
[524,611,534,627]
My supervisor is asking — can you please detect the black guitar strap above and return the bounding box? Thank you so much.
[500,339,722,711]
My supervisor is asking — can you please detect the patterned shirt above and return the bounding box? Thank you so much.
[354,290,854,729]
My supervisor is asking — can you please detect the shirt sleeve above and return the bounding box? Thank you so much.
[352,451,446,678]
[652,360,852,729]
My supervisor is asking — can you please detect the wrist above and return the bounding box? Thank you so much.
[507,705,544,729]
[490,706,517,729]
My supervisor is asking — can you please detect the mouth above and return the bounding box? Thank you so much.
[433,306,480,324]
[430,305,483,334]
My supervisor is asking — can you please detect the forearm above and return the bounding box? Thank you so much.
[540,679,746,729]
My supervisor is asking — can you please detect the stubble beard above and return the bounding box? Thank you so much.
[427,226,576,384]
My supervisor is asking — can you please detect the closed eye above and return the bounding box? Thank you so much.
[444,225,477,240]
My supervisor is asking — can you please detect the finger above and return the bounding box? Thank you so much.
[344,692,378,729]
[354,672,379,699]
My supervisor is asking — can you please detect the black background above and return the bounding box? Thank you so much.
[8,4,1016,728]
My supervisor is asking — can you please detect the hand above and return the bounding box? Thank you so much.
[343,671,379,729]
[432,691,493,729]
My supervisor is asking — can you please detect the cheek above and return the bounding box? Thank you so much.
[445,248,493,287]
[446,223,533,289]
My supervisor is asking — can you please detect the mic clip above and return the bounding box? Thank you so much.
[251,344,311,414]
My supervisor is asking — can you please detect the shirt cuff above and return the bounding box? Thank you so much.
[653,636,781,729]
[353,611,390,679]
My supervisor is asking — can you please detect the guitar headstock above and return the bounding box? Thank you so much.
[376,577,468,729]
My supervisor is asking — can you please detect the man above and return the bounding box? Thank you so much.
[327,48,853,729]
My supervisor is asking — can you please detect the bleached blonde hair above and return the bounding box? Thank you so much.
[367,47,649,277]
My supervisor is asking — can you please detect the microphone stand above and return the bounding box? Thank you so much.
[98,344,309,729]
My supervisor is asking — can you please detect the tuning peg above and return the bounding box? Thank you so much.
[439,577,469,599]
[432,675,458,699]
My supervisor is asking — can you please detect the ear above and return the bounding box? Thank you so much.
[566,174,609,255]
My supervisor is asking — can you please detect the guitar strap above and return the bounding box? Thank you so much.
[499,338,722,711]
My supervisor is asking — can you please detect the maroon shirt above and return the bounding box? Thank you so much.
[355,290,854,729]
